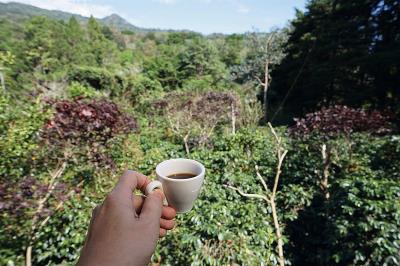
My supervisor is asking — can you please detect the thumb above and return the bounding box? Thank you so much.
[140,189,164,222]
[111,170,149,205]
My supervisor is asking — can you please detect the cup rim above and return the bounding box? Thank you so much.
[156,158,205,182]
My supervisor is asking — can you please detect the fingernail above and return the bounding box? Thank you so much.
[150,189,164,199]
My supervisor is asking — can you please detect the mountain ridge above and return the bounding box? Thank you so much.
[0,1,146,32]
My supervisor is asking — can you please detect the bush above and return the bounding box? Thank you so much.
[129,74,163,108]
[66,82,102,99]
[284,134,400,265]
[0,97,139,265]
[0,95,50,179]
[33,194,95,265]
[43,98,138,145]
[68,66,124,94]
[1,103,399,265]
[153,129,279,265]
[290,105,394,138]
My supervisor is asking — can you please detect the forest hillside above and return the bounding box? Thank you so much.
[0,1,399,265]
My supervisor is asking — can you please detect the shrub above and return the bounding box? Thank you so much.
[153,129,279,265]
[66,82,102,99]
[153,90,240,152]
[33,194,95,265]
[42,98,138,146]
[284,134,400,265]
[40,98,139,173]
[0,96,50,179]
[0,175,79,265]
[68,66,123,93]
[290,105,394,139]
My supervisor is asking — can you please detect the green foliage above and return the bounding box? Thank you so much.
[178,37,227,83]
[271,0,400,122]
[66,82,102,99]
[232,30,287,84]
[0,96,50,179]
[65,17,86,66]
[68,66,122,93]
[0,50,15,67]
[284,134,400,265]
[129,74,164,109]
[143,44,181,90]
[23,16,61,73]
[152,129,278,265]
[0,5,399,266]
[86,16,119,66]
[34,195,95,265]
[218,34,245,67]
[119,50,134,66]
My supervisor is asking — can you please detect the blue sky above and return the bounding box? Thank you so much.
[3,0,307,34]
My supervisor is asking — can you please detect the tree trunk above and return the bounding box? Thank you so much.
[263,60,269,121]
[183,133,190,156]
[231,102,236,134]
[270,200,285,266]
[0,71,5,91]
[25,246,32,266]
[321,144,331,199]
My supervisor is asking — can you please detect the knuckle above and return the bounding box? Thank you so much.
[104,193,118,208]
[148,192,163,203]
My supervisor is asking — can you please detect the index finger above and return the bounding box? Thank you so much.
[111,170,151,203]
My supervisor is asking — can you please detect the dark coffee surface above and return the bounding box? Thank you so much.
[167,173,196,179]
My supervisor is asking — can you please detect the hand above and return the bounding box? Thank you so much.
[77,170,177,266]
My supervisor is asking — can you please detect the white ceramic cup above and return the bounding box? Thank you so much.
[145,158,205,213]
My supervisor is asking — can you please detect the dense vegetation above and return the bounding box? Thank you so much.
[0,0,399,265]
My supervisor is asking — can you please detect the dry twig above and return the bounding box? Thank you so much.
[25,162,71,266]
[225,123,288,266]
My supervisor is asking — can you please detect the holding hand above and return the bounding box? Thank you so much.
[77,170,177,266]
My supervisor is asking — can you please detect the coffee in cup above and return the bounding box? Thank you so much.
[145,158,205,213]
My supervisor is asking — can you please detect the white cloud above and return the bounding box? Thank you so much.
[4,0,115,18]
[237,5,249,14]
[156,0,176,4]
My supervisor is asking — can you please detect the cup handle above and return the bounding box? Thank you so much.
[145,180,168,206]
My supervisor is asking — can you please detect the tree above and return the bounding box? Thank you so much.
[23,17,57,73]
[86,16,117,66]
[218,34,245,67]
[143,44,182,90]
[270,0,400,123]
[368,0,400,115]
[232,30,288,122]
[178,37,227,84]
[0,51,15,91]
[65,16,86,65]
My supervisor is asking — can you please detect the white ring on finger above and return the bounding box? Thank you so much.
[145,180,168,206]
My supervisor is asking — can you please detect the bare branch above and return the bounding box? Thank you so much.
[224,185,270,203]
[0,72,5,91]
[268,123,288,266]
[225,123,288,266]
[271,149,288,200]
[254,75,266,86]
[255,165,270,194]
[26,162,67,266]
[268,122,280,144]
[37,181,84,232]
[231,102,236,134]
[266,33,275,49]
